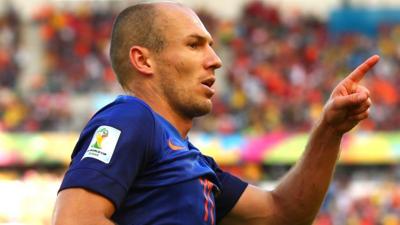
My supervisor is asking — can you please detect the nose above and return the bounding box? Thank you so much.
[205,45,222,70]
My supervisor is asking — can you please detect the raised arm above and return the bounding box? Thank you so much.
[220,55,380,225]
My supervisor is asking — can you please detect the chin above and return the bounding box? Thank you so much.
[182,100,212,118]
[199,99,213,114]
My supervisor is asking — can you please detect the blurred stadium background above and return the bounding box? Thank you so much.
[1,0,400,224]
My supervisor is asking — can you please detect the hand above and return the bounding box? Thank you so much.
[321,55,380,135]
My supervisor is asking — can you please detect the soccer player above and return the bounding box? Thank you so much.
[52,2,379,225]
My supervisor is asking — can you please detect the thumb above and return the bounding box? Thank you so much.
[330,92,368,110]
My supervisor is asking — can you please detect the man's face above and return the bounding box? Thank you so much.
[151,5,222,120]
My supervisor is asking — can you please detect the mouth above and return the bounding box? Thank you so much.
[201,77,215,88]
[200,77,216,97]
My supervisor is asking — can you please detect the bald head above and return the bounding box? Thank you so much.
[110,2,185,88]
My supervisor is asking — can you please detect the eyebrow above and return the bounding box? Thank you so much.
[187,34,214,46]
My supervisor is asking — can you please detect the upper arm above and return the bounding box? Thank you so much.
[52,188,116,225]
[219,185,283,225]
[55,102,157,223]
[59,102,156,208]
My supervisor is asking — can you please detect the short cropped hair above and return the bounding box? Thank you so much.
[110,3,165,88]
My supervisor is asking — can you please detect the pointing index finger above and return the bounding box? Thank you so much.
[347,55,380,83]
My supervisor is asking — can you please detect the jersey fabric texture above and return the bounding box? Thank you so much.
[59,95,248,225]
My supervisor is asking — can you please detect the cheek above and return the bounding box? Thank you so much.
[171,51,201,73]
[173,62,198,87]
[157,52,200,90]
[173,59,196,76]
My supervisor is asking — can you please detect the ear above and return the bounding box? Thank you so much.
[129,46,153,75]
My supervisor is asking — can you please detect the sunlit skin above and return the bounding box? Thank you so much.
[321,55,378,133]
[219,55,380,225]
[128,3,222,138]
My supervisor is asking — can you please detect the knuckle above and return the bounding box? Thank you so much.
[350,95,359,104]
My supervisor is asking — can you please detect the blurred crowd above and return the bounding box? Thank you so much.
[0,168,399,225]
[0,6,19,89]
[2,1,400,133]
[0,3,120,132]
[0,170,62,225]
[196,2,400,134]
[0,6,25,131]
[1,2,400,225]
[314,177,400,225]
[34,4,117,94]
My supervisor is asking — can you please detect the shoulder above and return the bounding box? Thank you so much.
[88,95,158,149]
[80,95,159,141]
[92,95,156,127]
[71,96,158,158]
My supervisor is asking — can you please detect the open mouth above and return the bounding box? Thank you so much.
[201,77,215,88]
[200,77,216,98]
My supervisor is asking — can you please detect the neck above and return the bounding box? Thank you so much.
[126,89,192,139]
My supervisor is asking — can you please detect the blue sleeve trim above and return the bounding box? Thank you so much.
[216,172,248,223]
[59,168,127,209]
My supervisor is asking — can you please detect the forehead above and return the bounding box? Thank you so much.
[156,4,212,40]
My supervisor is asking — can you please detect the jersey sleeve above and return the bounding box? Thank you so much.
[59,102,155,209]
[202,155,249,223]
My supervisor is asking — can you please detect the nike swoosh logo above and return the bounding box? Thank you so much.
[168,139,185,151]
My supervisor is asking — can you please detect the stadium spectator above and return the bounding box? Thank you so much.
[0,5,20,89]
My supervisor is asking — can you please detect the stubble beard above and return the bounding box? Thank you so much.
[156,59,212,120]
[162,83,212,120]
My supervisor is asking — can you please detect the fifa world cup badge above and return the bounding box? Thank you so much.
[82,125,121,164]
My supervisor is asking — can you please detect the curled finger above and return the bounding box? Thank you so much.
[331,92,368,110]
[355,85,370,97]
[348,109,370,121]
[348,98,372,115]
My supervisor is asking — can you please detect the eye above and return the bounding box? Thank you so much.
[188,42,199,49]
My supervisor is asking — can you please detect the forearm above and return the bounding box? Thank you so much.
[222,55,378,225]
[272,120,342,224]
